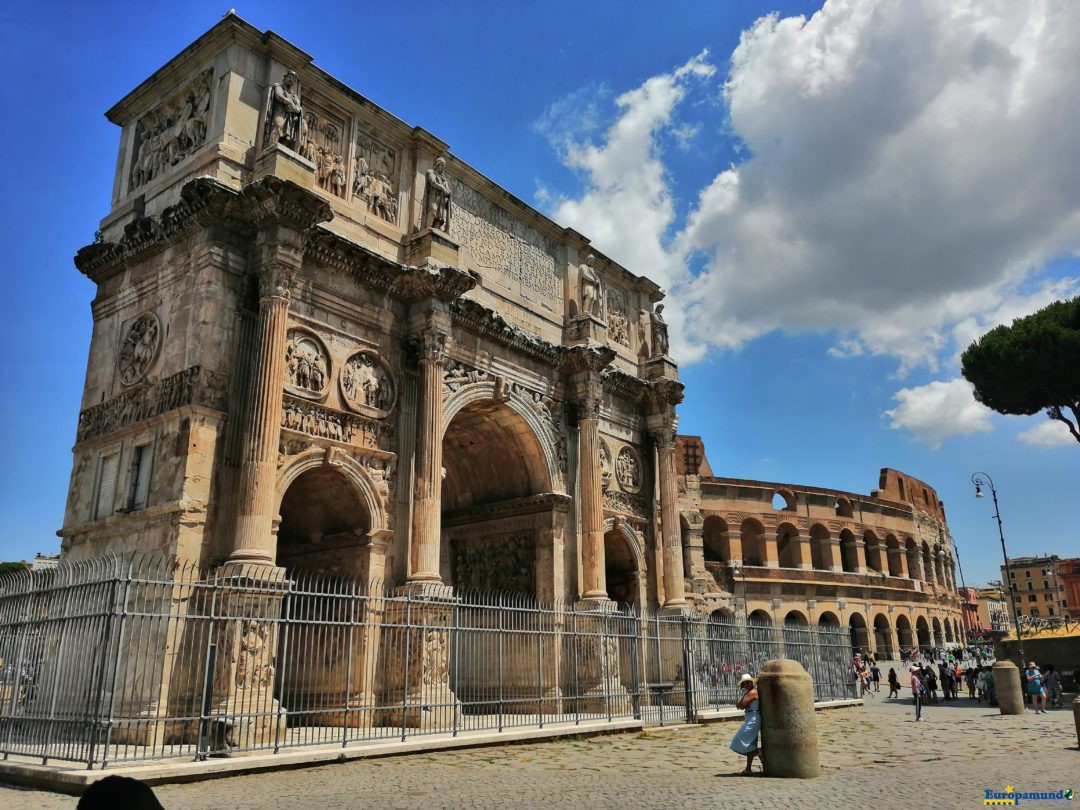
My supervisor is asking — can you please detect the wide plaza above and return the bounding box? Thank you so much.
[2,665,1074,809]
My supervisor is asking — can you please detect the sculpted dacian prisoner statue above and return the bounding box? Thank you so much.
[579,254,601,318]
[263,69,304,151]
[422,156,452,232]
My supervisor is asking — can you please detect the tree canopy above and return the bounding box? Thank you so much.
[961,295,1080,443]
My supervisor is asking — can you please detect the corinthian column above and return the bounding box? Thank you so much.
[409,331,448,584]
[230,264,296,565]
[577,394,606,599]
[654,426,687,607]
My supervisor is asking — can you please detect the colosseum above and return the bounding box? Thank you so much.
[675,436,965,657]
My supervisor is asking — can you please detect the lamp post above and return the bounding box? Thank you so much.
[971,472,1025,665]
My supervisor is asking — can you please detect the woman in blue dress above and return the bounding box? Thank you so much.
[730,673,762,775]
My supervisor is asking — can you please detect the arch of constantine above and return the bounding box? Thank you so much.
[0,14,961,769]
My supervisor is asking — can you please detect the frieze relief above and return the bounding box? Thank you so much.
[451,531,535,594]
[448,178,560,301]
[281,396,388,450]
[352,132,398,223]
[130,70,212,191]
[603,490,648,521]
[340,350,395,416]
[284,330,329,400]
[77,365,227,444]
[117,312,162,386]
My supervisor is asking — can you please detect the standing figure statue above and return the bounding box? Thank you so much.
[650,303,669,358]
[422,156,452,232]
[579,254,601,318]
[263,70,304,151]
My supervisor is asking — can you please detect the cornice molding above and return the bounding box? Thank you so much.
[449,297,565,365]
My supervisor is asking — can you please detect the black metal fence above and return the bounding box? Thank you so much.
[0,555,856,769]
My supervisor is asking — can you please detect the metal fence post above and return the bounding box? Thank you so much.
[629,613,641,721]
[680,616,695,724]
[195,642,217,761]
[98,563,133,770]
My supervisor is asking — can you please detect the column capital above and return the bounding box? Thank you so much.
[561,344,615,377]
[567,391,603,425]
[650,426,677,450]
[241,176,334,233]
[408,329,451,365]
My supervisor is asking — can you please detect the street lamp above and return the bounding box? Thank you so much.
[971,472,1025,664]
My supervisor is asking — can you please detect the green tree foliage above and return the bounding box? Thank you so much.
[961,295,1080,443]
[0,561,30,575]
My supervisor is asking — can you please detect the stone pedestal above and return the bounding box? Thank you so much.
[641,355,679,382]
[253,142,316,186]
[993,660,1025,715]
[759,659,820,778]
[205,563,291,753]
[377,586,459,729]
[565,600,628,714]
[564,314,608,346]
[407,227,460,269]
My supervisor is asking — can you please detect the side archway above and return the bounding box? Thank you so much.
[873,614,894,658]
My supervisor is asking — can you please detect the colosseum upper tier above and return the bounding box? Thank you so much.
[675,436,965,656]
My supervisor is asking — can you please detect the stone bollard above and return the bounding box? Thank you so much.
[1073,695,1080,748]
[992,661,1024,715]
[758,659,820,778]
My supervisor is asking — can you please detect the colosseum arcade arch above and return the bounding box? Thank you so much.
[873,614,894,658]
[440,391,559,600]
[703,515,730,563]
[915,616,931,651]
[895,614,913,648]
[777,523,804,569]
[848,613,870,653]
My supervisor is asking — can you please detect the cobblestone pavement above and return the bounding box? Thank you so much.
[2,678,1076,808]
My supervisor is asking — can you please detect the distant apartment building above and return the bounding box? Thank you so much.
[1059,558,1080,619]
[1000,556,1068,618]
[957,586,980,634]
[975,585,1011,632]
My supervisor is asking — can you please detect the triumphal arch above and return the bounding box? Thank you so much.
[61,15,688,615]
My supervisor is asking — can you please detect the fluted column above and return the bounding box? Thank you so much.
[230,266,295,565]
[654,427,687,607]
[577,396,606,599]
[408,331,448,584]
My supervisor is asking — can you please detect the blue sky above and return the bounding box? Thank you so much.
[1,0,1076,585]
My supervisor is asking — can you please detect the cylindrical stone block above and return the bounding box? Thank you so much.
[758,659,820,779]
[992,661,1024,715]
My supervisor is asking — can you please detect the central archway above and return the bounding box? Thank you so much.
[441,397,556,598]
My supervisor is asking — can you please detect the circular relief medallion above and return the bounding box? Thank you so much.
[284,330,330,400]
[117,312,161,386]
[615,446,642,493]
[340,350,395,415]
[599,437,613,490]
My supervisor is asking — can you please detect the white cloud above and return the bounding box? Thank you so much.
[1017,419,1075,447]
[540,0,1080,379]
[884,378,993,448]
[677,0,1080,371]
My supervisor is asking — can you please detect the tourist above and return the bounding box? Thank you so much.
[965,667,977,699]
[887,667,900,698]
[1045,665,1062,708]
[1024,661,1047,714]
[924,666,938,703]
[939,664,954,701]
[910,666,925,721]
[871,662,881,692]
[730,674,762,775]
[1043,665,1062,709]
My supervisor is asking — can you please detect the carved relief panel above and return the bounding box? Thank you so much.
[599,437,613,490]
[340,350,395,417]
[297,97,348,199]
[451,531,535,594]
[284,330,330,400]
[606,287,631,348]
[117,312,162,386]
[129,69,213,192]
[615,446,642,494]
[352,131,399,224]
